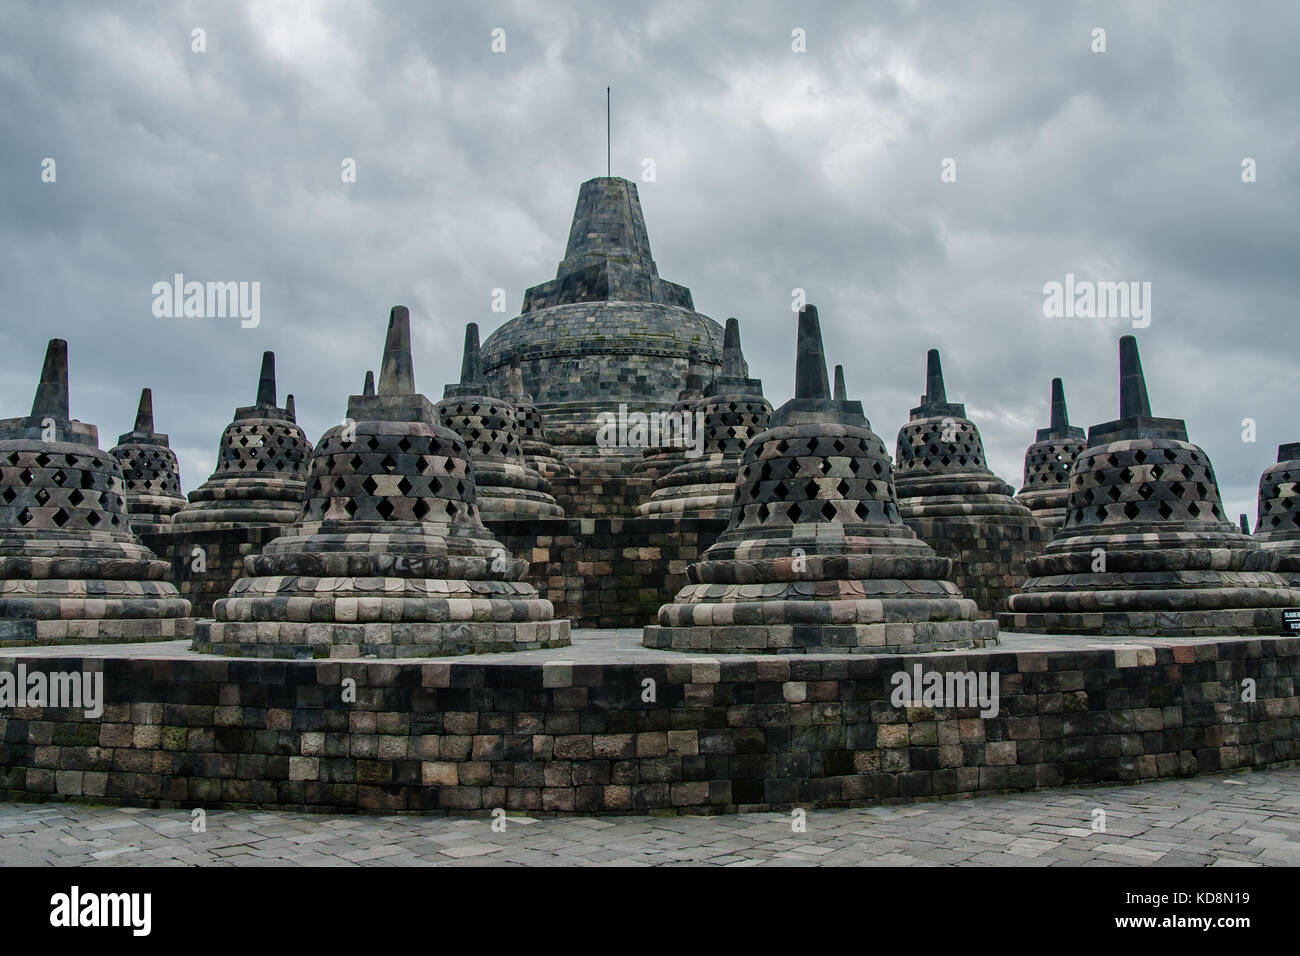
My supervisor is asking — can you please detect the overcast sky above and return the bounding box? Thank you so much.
[2,0,1296,523]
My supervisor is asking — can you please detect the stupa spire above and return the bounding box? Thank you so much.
[363,370,375,397]
[30,339,69,419]
[833,365,847,402]
[793,305,831,401]
[721,318,746,378]
[285,394,296,422]
[923,349,947,406]
[256,351,277,407]
[377,306,416,396]
[133,388,155,434]
[459,323,483,387]
[1118,335,1152,418]
[1049,378,1069,430]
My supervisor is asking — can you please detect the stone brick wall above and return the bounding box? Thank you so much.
[488,516,728,628]
[2,638,1296,815]
[904,518,1049,618]
[140,526,288,619]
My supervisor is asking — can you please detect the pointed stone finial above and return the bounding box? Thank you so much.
[833,365,847,402]
[285,394,296,422]
[1239,513,1251,534]
[1049,378,1069,430]
[30,339,70,419]
[378,306,416,396]
[255,351,277,407]
[721,318,746,379]
[923,349,947,406]
[134,388,155,434]
[459,323,482,386]
[363,370,375,397]
[1118,335,1152,419]
[794,306,831,401]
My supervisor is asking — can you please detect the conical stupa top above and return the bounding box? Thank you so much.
[721,318,745,378]
[793,305,831,401]
[256,351,277,407]
[459,323,483,386]
[363,370,375,397]
[833,365,847,402]
[377,306,416,395]
[134,388,155,433]
[559,177,656,278]
[1050,378,1069,430]
[1118,335,1152,418]
[923,349,946,406]
[30,339,69,420]
[285,394,296,422]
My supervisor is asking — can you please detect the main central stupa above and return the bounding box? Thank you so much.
[481,177,724,474]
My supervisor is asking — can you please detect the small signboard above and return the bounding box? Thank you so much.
[1283,609,1300,635]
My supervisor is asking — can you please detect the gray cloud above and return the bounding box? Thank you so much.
[1,0,1295,522]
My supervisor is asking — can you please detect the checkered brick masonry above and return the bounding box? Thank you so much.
[503,353,571,480]
[435,324,564,521]
[634,348,708,482]
[1002,337,1300,636]
[193,307,569,659]
[168,351,312,531]
[0,340,192,646]
[108,388,186,534]
[894,349,1044,616]
[1016,378,1087,532]
[639,318,772,520]
[645,306,997,654]
[2,636,1296,815]
[479,177,724,474]
[1254,442,1300,586]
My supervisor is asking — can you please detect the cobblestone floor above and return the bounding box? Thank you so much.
[1,767,1296,866]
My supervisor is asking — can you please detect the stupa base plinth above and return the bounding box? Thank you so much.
[194,618,570,659]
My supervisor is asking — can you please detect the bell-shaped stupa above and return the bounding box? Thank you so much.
[1015,378,1087,530]
[109,387,186,533]
[435,324,564,520]
[194,306,570,658]
[1253,443,1300,585]
[638,318,771,518]
[643,306,997,654]
[171,351,312,530]
[504,353,570,479]
[480,177,722,474]
[1001,336,1300,635]
[893,349,1041,615]
[0,340,192,644]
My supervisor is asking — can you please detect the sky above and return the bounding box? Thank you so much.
[2,0,1296,523]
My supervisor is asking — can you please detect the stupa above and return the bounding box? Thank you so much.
[504,354,570,479]
[635,348,707,480]
[1000,336,1300,635]
[480,177,723,472]
[436,324,564,520]
[0,340,192,644]
[893,349,1042,614]
[643,306,997,654]
[1254,443,1300,585]
[638,318,771,518]
[194,306,570,658]
[1015,378,1087,530]
[108,387,186,533]
[170,351,312,530]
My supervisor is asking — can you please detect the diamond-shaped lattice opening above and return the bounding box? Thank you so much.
[68,489,84,506]
[361,476,379,496]
[804,479,820,500]
[413,499,430,520]
[376,499,395,520]
[1157,501,1173,519]
[835,479,850,497]
[51,508,70,527]
[1133,450,1147,464]
[344,498,359,517]
[35,487,49,505]
[1137,483,1153,500]
[85,510,100,527]
[1107,485,1122,501]
[787,502,802,522]
[1163,448,1178,462]
[773,481,789,500]
[1170,482,1185,498]
[1122,501,1140,520]
[1188,501,1200,517]
[16,508,32,525]
[821,501,837,520]
[380,455,396,471]
[366,436,380,451]
[0,487,14,504]
[397,476,412,496]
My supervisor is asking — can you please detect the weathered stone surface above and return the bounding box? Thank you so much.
[194,306,569,658]
[1253,442,1300,586]
[168,351,312,530]
[0,340,192,644]
[645,306,997,654]
[1015,378,1086,531]
[894,349,1043,615]
[435,324,564,520]
[638,318,771,519]
[480,177,723,471]
[1002,336,1300,635]
[108,387,186,533]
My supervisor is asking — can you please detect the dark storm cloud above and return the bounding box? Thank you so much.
[1,0,1295,520]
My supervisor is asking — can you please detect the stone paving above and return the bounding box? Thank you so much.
[1,767,1296,866]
